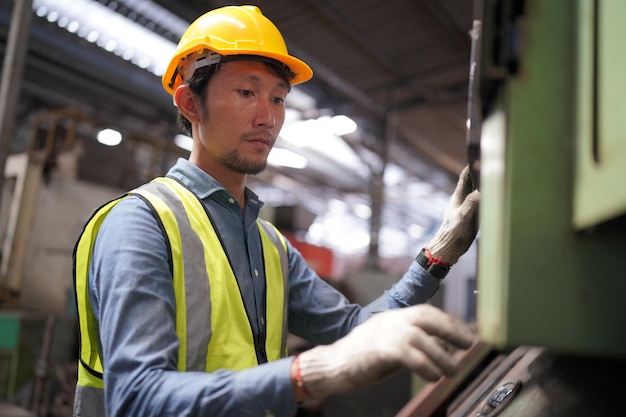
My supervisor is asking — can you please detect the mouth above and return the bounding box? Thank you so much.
[245,132,275,148]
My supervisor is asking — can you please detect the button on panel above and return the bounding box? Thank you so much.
[477,379,522,417]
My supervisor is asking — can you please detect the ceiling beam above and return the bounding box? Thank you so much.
[421,0,471,50]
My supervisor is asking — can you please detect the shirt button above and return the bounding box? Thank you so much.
[254,269,259,277]
[228,197,235,204]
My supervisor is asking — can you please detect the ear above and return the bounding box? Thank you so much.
[174,85,202,123]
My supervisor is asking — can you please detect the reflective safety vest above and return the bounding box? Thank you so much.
[73,176,290,390]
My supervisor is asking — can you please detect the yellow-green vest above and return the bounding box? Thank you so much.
[73,176,290,390]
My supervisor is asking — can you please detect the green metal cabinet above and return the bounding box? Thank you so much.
[477,0,626,357]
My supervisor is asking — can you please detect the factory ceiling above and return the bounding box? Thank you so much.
[0,0,477,254]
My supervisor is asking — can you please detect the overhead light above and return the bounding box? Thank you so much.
[313,115,358,136]
[267,148,307,169]
[306,215,370,255]
[280,117,367,175]
[33,0,179,77]
[383,163,408,186]
[330,115,358,136]
[280,119,317,147]
[174,134,193,151]
[97,128,122,146]
[281,115,358,146]
[353,203,372,219]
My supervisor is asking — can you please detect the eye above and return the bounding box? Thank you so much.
[239,89,253,97]
[272,97,285,105]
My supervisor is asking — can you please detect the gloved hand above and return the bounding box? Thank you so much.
[426,165,480,265]
[297,304,475,399]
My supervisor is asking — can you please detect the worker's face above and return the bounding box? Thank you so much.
[193,60,289,175]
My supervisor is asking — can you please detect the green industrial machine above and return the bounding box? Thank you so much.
[477,0,626,358]
[397,1,626,415]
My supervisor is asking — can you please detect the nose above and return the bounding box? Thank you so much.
[254,97,275,128]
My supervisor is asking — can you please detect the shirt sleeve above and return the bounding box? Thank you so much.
[90,196,299,417]
[285,240,441,345]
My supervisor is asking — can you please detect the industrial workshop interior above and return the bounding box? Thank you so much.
[1,0,626,416]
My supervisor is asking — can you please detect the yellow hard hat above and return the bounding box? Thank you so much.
[162,5,313,94]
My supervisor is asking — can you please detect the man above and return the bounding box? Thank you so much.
[73,5,480,417]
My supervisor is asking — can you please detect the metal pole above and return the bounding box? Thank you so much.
[31,314,55,416]
[366,116,390,271]
[0,0,34,207]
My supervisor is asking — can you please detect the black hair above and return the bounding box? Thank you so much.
[176,65,218,136]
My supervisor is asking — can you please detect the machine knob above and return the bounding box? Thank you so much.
[477,379,522,417]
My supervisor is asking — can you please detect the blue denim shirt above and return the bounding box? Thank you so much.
[88,158,441,417]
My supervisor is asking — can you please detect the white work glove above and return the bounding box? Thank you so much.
[427,165,480,265]
[297,304,475,399]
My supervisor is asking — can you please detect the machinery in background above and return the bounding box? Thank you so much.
[0,109,108,417]
[398,0,626,415]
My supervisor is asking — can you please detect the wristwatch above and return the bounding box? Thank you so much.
[415,248,450,279]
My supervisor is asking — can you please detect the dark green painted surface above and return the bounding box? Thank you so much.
[477,0,626,357]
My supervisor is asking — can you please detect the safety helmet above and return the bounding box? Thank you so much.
[162,5,313,94]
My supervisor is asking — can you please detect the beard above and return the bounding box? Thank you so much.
[221,149,267,175]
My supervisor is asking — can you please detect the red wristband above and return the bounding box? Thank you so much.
[292,354,310,400]
[424,248,452,268]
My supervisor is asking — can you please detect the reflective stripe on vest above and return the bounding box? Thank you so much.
[74,176,289,389]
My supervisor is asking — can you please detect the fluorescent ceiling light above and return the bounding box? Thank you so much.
[326,115,358,136]
[280,119,318,147]
[97,128,122,146]
[281,115,357,147]
[280,117,366,175]
[34,0,178,76]
[306,215,370,255]
[267,148,307,169]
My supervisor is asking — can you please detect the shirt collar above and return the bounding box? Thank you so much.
[166,158,264,210]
